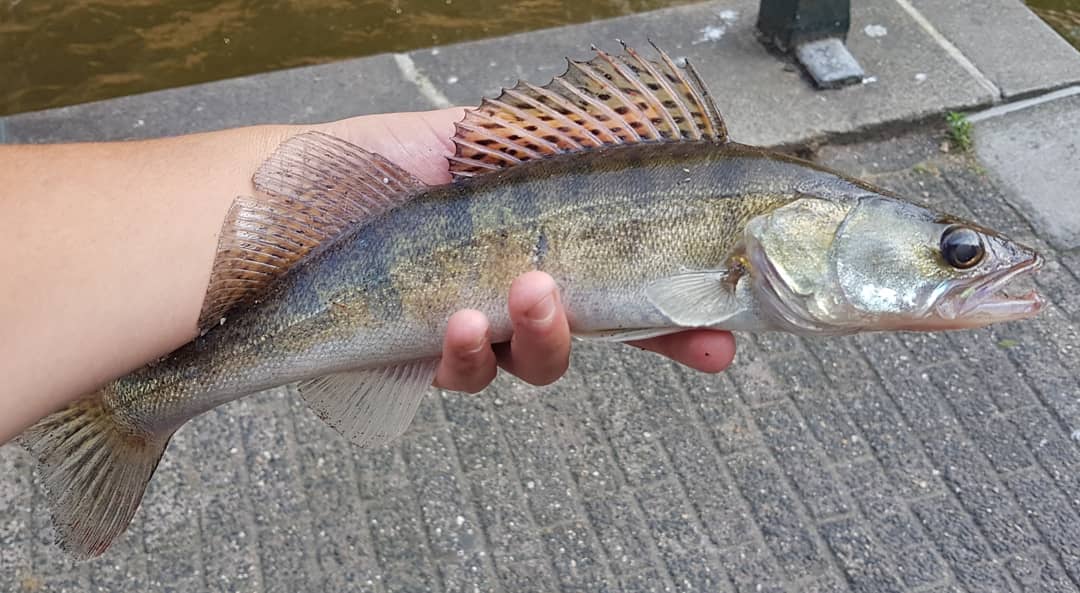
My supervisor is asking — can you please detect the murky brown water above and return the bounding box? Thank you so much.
[0,0,698,116]
[2,0,1078,117]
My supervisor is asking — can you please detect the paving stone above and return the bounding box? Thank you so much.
[471,466,545,559]
[942,161,1043,245]
[0,447,33,591]
[726,452,828,575]
[717,545,788,593]
[436,550,496,593]
[199,488,263,593]
[662,426,756,550]
[819,517,904,593]
[541,521,614,593]
[499,401,579,527]
[754,403,851,520]
[442,392,504,475]
[974,93,1080,250]
[772,349,871,462]
[234,392,318,593]
[616,567,674,593]
[840,379,942,499]
[910,496,1021,593]
[813,129,943,178]
[943,333,1043,413]
[140,430,205,593]
[1002,467,1080,585]
[682,371,760,456]
[801,336,875,385]
[632,476,735,592]
[752,331,806,357]
[801,573,853,593]
[368,489,441,593]
[585,364,674,487]
[909,0,1080,98]
[892,545,948,590]
[581,492,663,577]
[661,547,731,593]
[490,555,558,593]
[727,357,790,408]
[875,359,960,435]
[401,430,479,559]
[920,431,1040,556]
[1008,406,1080,518]
[1007,546,1077,593]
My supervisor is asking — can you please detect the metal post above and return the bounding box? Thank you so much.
[757,0,865,89]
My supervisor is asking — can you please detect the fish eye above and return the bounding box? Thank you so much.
[940,226,985,269]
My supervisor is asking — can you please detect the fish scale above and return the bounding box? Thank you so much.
[16,44,1044,560]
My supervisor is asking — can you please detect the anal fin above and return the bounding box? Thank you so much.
[297,358,439,448]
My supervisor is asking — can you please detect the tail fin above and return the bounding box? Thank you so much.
[17,392,171,559]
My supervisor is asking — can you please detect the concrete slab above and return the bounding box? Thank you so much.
[973,91,1080,250]
[3,53,436,144]
[908,0,1080,99]
[409,0,995,147]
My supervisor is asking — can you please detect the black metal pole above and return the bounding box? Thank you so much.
[758,0,852,50]
[756,0,863,89]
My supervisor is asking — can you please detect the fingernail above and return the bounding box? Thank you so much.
[466,333,488,355]
[526,293,556,325]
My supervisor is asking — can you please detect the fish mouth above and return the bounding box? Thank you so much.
[937,253,1045,323]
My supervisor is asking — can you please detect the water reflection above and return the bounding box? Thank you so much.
[0,0,696,115]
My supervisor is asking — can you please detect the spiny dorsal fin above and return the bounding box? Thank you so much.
[448,42,727,180]
[198,132,426,331]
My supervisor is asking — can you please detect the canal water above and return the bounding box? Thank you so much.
[1,0,1077,116]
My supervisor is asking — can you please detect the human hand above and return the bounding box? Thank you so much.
[432,271,736,393]
[318,109,737,393]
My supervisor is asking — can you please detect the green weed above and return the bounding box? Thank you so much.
[946,111,974,153]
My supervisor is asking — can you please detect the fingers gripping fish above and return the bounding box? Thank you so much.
[18,44,1043,558]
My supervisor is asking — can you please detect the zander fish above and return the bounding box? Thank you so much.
[18,44,1043,558]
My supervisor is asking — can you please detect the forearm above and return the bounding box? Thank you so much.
[0,124,310,439]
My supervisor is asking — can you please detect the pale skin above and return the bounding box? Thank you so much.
[0,107,736,444]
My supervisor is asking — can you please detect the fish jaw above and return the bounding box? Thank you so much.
[926,252,1044,329]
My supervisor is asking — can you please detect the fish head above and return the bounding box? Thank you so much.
[745,194,1043,334]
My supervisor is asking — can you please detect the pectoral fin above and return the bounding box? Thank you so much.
[646,271,741,327]
[297,358,439,448]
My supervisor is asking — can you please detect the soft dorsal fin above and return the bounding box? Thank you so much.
[448,42,727,180]
[198,132,426,331]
